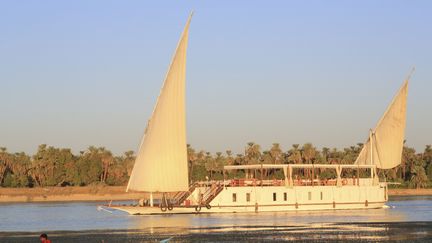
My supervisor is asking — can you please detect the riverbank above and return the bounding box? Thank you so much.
[0,186,431,203]
[0,186,143,203]
[388,188,432,196]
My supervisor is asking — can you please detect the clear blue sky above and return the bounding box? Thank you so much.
[1,1,431,155]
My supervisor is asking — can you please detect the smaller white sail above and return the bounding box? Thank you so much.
[355,77,409,169]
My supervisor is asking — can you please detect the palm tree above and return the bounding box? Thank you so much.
[0,147,11,185]
[214,152,226,175]
[225,150,234,166]
[1,141,430,188]
[422,145,432,181]
[328,148,342,165]
[321,147,330,164]
[261,151,273,178]
[30,144,51,186]
[403,146,417,181]
[302,143,317,179]
[9,152,32,187]
[234,154,244,165]
[187,144,198,183]
[301,143,316,164]
[287,144,302,164]
[270,143,283,164]
[245,142,261,165]
[123,150,136,177]
[204,152,216,179]
[100,148,114,183]
[410,164,428,189]
[261,151,272,163]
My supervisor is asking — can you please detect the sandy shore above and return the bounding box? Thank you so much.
[0,186,431,203]
[0,186,144,203]
[388,188,432,196]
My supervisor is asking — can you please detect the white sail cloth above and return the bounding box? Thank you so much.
[127,15,192,192]
[355,80,408,169]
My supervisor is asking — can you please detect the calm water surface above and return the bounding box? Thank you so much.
[0,196,431,233]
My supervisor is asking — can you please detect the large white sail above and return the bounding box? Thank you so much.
[354,78,409,169]
[127,14,192,192]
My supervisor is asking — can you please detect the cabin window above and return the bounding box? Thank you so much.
[246,193,251,202]
[320,191,323,200]
[273,192,277,201]
[284,192,287,201]
[232,193,237,202]
[308,192,312,200]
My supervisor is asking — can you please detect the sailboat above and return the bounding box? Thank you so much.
[106,14,412,215]
[354,74,410,170]
[126,13,192,206]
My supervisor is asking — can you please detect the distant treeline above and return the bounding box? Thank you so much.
[0,142,431,189]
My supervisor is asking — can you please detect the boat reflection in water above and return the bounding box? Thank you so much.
[120,205,432,241]
[125,206,406,234]
[1,197,431,241]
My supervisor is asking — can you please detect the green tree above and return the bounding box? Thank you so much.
[214,152,226,178]
[225,150,234,166]
[234,154,244,165]
[422,145,432,181]
[302,143,317,178]
[123,150,136,177]
[0,141,430,188]
[187,144,198,183]
[410,163,428,189]
[321,147,330,164]
[269,143,283,164]
[190,150,207,182]
[0,147,11,185]
[99,147,114,183]
[106,156,129,186]
[30,145,74,186]
[402,146,418,181]
[9,152,32,187]
[245,142,261,165]
[287,144,302,164]
[70,146,106,186]
[204,152,216,179]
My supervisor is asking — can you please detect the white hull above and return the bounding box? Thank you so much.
[107,183,387,215]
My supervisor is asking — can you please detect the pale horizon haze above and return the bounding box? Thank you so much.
[1,1,431,155]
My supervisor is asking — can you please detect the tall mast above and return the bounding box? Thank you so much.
[369,130,373,166]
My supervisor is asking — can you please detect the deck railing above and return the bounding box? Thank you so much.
[201,183,224,205]
[194,177,374,188]
[171,182,198,205]
[222,164,377,187]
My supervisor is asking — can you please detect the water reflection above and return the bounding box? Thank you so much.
[124,208,407,233]
[128,214,193,234]
[0,196,430,233]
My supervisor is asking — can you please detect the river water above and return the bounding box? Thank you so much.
[1,196,432,241]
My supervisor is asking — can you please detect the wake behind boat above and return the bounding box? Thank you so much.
[103,14,411,215]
